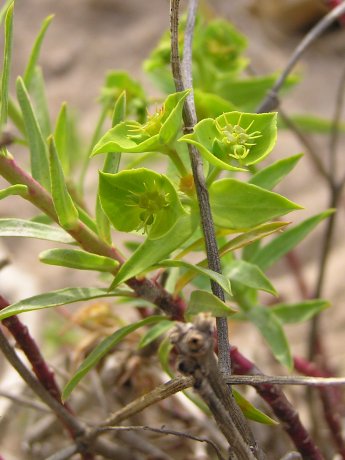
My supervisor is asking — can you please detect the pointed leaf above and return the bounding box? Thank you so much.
[0,2,13,131]
[233,389,278,425]
[0,184,28,200]
[39,249,119,272]
[251,209,335,271]
[187,290,237,317]
[16,77,50,189]
[210,179,302,229]
[249,154,303,191]
[49,136,79,230]
[112,90,126,126]
[0,287,127,320]
[156,259,232,296]
[225,260,277,295]
[0,218,75,243]
[138,320,175,349]
[62,315,166,400]
[54,102,69,174]
[271,299,330,324]
[29,66,51,137]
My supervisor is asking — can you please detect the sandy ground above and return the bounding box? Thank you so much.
[0,0,345,458]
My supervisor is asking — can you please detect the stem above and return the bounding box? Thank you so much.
[166,147,189,176]
[170,0,231,375]
[257,2,345,113]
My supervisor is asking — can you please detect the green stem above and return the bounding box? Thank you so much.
[166,147,189,177]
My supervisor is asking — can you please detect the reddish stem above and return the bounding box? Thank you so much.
[231,347,324,460]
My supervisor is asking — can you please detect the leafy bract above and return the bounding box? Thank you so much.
[110,213,198,288]
[249,154,303,191]
[180,112,277,171]
[62,315,166,400]
[39,249,119,272]
[0,218,75,243]
[91,90,189,156]
[0,287,126,320]
[271,299,330,324]
[186,290,237,317]
[99,168,185,240]
[251,209,335,271]
[209,179,302,229]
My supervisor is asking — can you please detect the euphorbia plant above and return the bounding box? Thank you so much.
[0,1,344,458]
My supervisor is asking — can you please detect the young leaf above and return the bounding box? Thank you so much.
[233,389,277,425]
[39,249,119,272]
[210,179,302,229]
[29,66,51,138]
[0,1,13,132]
[156,259,232,296]
[251,209,335,271]
[186,290,237,317]
[110,213,198,288]
[0,0,13,26]
[99,168,186,240]
[249,154,303,191]
[112,90,126,126]
[62,315,166,400]
[0,184,28,200]
[48,136,79,230]
[16,77,50,190]
[271,299,330,324]
[54,102,69,174]
[0,287,126,321]
[0,218,75,243]
[194,89,237,120]
[138,320,175,349]
[245,306,292,369]
[23,15,54,88]
[225,260,277,295]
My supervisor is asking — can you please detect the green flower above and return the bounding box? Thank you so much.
[99,168,186,240]
[179,111,277,171]
[91,90,190,156]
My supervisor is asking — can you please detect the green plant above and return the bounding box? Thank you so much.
[0,1,345,459]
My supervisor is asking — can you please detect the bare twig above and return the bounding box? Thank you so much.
[0,390,50,413]
[257,1,345,113]
[329,63,345,180]
[96,425,226,460]
[170,0,231,375]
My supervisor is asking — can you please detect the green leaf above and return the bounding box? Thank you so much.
[233,389,277,425]
[210,179,302,229]
[158,336,174,376]
[0,184,28,200]
[225,260,277,295]
[54,102,69,174]
[194,89,237,120]
[0,2,13,132]
[112,90,126,126]
[29,66,51,138]
[280,114,345,135]
[99,168,185,240]
[0,287,126,321]
[16,77,50,190]
[0,0,13,26]
[62,316,166,400]
[0,218,75,243]
[246,306,292,369]
[23,15,53,88]
[271,299,330,324]
[187,290,237,317]
[110,213,198,288]
[138,320,175,349]
[156,259,232,296]
[39,249,119,272]
[249,154,303,191]
[251,209,335,271]
[49,136,79,230]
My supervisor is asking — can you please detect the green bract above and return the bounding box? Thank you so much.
[99,168,186,239]
[91,90,190,156]
[180,111,277,171]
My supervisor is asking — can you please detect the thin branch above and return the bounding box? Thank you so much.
[95,425,227,460]
[329,63,345,180]
[257,1,345,113]
[0,390,50,413]
[170,0,231,375]
[45,445,79,460]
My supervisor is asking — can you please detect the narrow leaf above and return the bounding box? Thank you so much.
[271,299,330,324]
[54,102,69,174]
[233,389,278,425]
[0,2,14,131]
[251,209,335,271]
[156,259,232,296]
[62,316,166,400]
[138,320,175,349]
[225,260,277,295]
[16,77,50,189]
[29,66,51,138]
[49,136,79,230]
[0,184,28,200]
[23,15,54,88]
[249,154,303,191]
[112,90,126,126]
[0,218,75,243]
[0,0,13,26]
[39,249,119,272]
[187,290,237,317]
[0,287,126,320]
